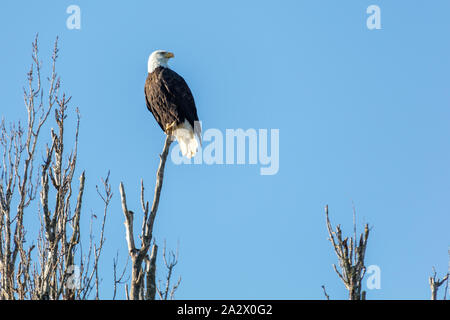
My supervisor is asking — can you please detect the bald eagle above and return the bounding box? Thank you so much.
[145,50,201,158]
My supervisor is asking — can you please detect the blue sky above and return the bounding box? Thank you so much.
[1,0,449,299]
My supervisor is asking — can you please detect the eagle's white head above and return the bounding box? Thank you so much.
[148,50,174,73]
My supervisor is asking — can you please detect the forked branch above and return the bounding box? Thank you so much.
[119,135,173,300]
[429,267,449,300]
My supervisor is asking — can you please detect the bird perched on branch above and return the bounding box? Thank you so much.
[145,50,201,158]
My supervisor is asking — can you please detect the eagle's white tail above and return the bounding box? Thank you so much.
[173,120,200,159]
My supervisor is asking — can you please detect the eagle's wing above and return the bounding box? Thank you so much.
[145,67,199,134]
[145,73,166,131]
[158,68,199,128]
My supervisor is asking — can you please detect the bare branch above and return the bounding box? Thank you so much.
[113,252,129,300]
[321,285,330,300]
[157,240,180,300]
[119,134,173,300]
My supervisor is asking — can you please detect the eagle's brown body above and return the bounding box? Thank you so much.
[145,66,199,134]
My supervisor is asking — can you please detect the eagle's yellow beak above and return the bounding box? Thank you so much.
[165,52,174,59]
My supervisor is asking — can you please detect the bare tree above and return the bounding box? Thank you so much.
[324,205,370,300]
[0,35,56,300]
[0,36,108,300]
[1,35,183,301]
[429,267,449,300]
[119,135,181,300]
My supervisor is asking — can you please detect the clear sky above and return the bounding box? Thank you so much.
[0,0,449,299]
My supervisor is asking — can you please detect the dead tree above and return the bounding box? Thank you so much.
[0,35,56,300]
[429,267,449,300]
[324,205,370,300]
[0,36,108,300]
[119,135,181,300]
